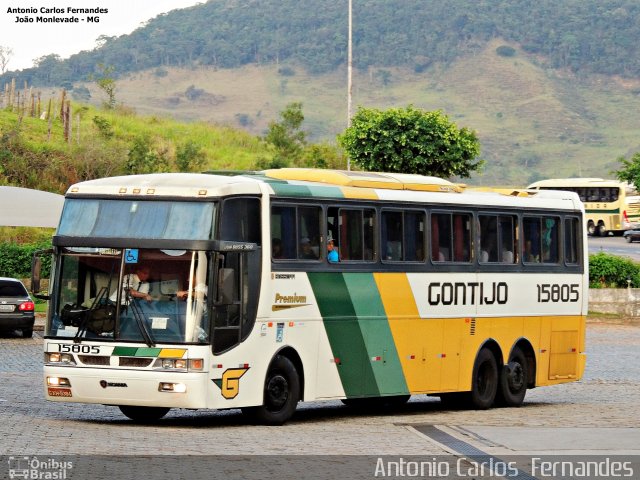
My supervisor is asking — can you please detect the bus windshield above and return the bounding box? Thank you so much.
[48,248,210,344]
[57,199,215,240]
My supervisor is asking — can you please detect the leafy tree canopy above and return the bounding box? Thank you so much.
[338,106,482,178]
[614,152,640,191]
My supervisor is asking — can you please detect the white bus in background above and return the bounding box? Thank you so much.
[528,178,640,236]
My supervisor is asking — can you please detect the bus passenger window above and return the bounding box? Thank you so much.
[271,205,322,261]
[541,217,559,263]
[431,212,471,263]
[523,216,559,264]
[565,217,580,264]
[381,211,403,261]
[329,207,375,262]
[271,206,297,259]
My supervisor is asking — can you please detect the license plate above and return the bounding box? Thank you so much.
[48,387,72,397]
[0,305,15,312]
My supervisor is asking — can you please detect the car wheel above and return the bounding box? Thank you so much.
[626,235,633,243]
[22,328,33,338]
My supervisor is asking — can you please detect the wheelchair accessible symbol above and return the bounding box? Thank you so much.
[125,249,139,264]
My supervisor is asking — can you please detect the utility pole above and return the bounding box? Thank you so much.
[347,0,353,171]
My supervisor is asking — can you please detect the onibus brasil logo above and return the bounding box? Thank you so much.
[7,456,73,479]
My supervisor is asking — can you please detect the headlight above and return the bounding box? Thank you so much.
[45,353,76,365]
[154,358,203,371]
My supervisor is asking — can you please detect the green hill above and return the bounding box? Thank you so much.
[0,102,269,194]
[87,39,640,185]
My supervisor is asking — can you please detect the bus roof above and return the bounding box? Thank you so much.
[527,178,624,188]
[65,170,582,211]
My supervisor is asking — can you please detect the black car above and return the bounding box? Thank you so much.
[623,229,640,243]
[0,278,35,337]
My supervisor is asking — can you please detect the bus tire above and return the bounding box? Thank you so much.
[244,355,300,425]
[118,405,170,422]
[468,348,498,409]
[495,347,528,407]
[587,221,596,236]
[597,222,607,237]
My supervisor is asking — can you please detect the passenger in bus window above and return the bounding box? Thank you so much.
[327,239,339,263]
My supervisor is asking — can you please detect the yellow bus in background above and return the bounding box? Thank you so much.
[528,178,640,236]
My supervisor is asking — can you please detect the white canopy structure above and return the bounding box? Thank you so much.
[0,186,64,228]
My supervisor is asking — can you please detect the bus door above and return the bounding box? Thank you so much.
[212,246,260,354]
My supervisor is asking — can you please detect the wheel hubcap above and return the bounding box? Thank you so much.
[266,374,288,411]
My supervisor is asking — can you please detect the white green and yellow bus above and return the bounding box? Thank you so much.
[527,178,640,236]
[34,169,587,424]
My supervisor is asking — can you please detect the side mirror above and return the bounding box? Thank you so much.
[216,268,235,305]
[31,256,41,294]
[31,249,52,300]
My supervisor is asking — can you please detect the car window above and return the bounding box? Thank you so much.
[0,280,28,297]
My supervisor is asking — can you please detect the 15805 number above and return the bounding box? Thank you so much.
[57,344,101,354]
[537,283,580,303]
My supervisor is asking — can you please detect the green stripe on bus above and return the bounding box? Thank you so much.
[343,274,409,396]
[268,182,344,198]
[308,272,379,397]
[584,209,621,214]
[112,346,139,356]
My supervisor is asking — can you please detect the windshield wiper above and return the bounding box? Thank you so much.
[129,298,155,348]
[74,287,108,343]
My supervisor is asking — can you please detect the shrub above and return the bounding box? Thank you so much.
[589,252,640,288]
[0,240,52,279]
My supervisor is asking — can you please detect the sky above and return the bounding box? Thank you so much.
[1,0,204,71]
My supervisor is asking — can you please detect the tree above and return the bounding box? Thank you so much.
[261,102,307,168]
[93,64,117,109]
[614,152,640,191]
[338,106,483,178]
[0,46,13,74]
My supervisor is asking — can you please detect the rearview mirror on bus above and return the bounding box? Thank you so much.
[31,249,52,300]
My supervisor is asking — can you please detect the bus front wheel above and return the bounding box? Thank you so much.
[243,355,300,425]
[468,348,498,409]
[118,405,170,422]
[495,347,528,407]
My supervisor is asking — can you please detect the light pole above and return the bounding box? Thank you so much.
[347,0,353,171]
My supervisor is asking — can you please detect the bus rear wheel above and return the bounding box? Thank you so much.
[467,348,498,409]
[597,222,607,237]
[495,347,528,407]
[587,221,596,236]
[118,405,170,422]
[243,355,300,425]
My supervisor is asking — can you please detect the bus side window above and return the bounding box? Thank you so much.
[381,211,403,261]
[565,217,580,264]
[331,207,375,262]
[541,217,559,263]
[271,206,297,259]
[431,212,471,263]
[523,217,541,263]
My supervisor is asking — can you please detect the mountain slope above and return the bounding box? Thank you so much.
[98,39,640,185]
[4,0,640,86]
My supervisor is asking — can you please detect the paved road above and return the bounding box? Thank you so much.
[0,322,639,478]
[589,235,640,261]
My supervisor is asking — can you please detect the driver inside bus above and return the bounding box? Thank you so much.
[110,265,153,304]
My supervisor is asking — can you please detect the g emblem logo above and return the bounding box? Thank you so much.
[213,368,249,399]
